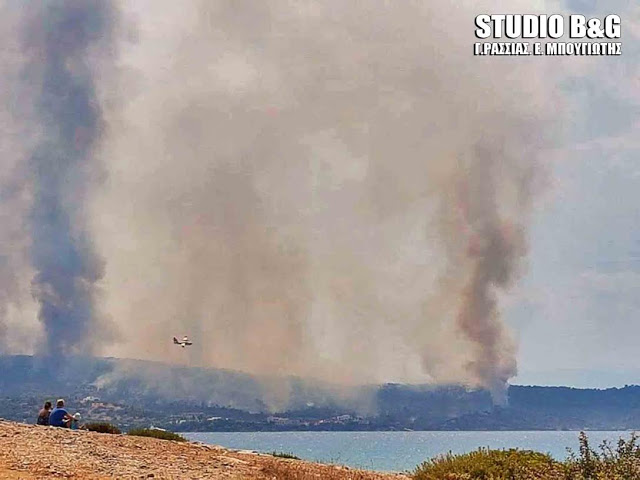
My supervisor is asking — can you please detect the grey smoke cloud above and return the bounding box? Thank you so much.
[92,0,559,402]
[1,0,564,403]
[0,4,45,353]
[7,0,119,355]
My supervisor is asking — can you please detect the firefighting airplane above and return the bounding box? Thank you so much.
[173,335,193,348]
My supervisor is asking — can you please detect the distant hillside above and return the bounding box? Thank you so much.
[0,354,376,412]
[2,355,639,431]
[514,368,640,389]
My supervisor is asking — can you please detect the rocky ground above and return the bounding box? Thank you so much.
[0,421,409,479]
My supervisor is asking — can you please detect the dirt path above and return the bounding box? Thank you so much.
[0,421,410,479]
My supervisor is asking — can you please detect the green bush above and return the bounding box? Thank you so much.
[270,451,301,460]
[563,431,640,479]
[127,428,187,442]
[83,422,122,434]
[414,448,563,480]
[413,433,640,480]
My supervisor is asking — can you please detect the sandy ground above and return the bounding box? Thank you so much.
[0,421,410,479]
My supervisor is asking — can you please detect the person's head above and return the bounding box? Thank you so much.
[44,401,52,410]
[56,399,64,408]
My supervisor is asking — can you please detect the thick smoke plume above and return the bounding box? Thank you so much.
[16,0,118,355]
[94,0,556,402]
[1,0,560,403]
[433,146,536,400]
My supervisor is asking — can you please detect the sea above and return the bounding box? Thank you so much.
[184,430,634,473]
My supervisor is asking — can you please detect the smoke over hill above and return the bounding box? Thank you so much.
[0,1,562,403]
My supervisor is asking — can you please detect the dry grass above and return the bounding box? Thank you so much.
[258,457,407,480]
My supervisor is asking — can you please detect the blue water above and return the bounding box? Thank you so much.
[184,430,634,473]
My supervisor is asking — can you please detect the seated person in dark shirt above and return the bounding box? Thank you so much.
[49,399,73,428]
[37,401,52,425]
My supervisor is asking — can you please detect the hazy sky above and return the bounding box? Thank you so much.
[509,0,640,386]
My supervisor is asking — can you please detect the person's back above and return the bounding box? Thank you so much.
[49,407,68,427]
[37,409,49,425]
[49,399,70,427]
[36,401,52,426]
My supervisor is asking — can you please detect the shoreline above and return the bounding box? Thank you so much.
[0,420,409,479]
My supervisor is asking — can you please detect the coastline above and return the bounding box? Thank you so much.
[0,421,409,479]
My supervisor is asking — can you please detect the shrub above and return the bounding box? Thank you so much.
[83,422,121,434]
[413,433,640,480]
[564,431,640,479]
[414,448,564,480]
[127,428,187,442]
[270,451,301,460]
